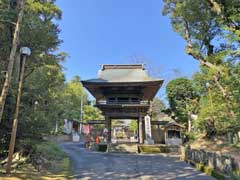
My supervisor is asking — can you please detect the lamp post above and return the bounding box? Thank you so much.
[6,47,31,174]
[206,82,213,110]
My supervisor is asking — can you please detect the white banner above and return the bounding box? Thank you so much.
[144,115,152,139]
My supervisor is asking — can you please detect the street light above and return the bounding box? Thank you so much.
[206,82,211,89]
[205,82,213,109]
[6,47,31,174]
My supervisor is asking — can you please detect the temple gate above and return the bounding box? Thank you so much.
[82,64,163,144]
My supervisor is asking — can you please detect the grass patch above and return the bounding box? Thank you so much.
[211,170,228,180]
[232,169,240,180]
[0,141,73,180]
[231,143,240,149]
[196,163,204,171]
[203,166,213,176]
[138,145,172,153]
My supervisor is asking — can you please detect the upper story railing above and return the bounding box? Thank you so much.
[96,99,150,105]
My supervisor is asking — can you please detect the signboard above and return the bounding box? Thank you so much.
[87,120,106,124]
[144,115,152,139]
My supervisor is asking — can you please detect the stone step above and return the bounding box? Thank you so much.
[108,143,138,153]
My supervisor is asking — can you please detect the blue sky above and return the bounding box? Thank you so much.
[56,0,199,101]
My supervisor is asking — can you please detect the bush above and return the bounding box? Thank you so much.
[32,141,66,161]
[184,131,198,143]
[232,169,240,180]
[30,141,68,172]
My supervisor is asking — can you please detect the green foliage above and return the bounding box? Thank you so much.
[30,141,71,173]
[83,105,103,122]
[0,0,103,160]
[163,0,240,137]
[32,141,66,161]
[191,65,239,135]
[232,169,240,180]
[184,131,198,142]
[0,0,66,157]
[129,120,137,131]
[60,76,87,120]
[166,78,199,124]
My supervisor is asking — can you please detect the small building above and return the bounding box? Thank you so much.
[164,121,184,145]
[151,114,184,145]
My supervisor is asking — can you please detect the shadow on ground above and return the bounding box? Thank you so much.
[60,142,215,180]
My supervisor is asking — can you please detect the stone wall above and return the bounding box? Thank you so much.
[180,146,240,179]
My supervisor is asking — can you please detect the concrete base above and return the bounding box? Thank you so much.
[144,138,154,145]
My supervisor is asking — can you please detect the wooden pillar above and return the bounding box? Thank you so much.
[138,115,143,144]
[108,118,111,143]
[106,116,111,143]
[165,129,168,145]
[142,118,145,142]
[137,120,139,143]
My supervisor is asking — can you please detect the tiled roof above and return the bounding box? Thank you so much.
[84,64,162,83]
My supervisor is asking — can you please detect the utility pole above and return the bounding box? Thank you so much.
[6,47,31,174]
[79,94,83,137]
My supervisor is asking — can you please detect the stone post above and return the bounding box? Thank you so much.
[139,115,143,144]
[208,152,216,169]
[144,114,154,144]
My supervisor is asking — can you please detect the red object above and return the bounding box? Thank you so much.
[83,125,90,135]
[95,136,100,144]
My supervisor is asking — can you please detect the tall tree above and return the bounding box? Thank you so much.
[0,0,65,159]
[162,0,239,117]
[0,0,25,122]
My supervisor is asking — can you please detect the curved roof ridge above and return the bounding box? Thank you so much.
[101,64,144,70]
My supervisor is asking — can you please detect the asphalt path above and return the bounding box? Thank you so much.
[60,142,215,180]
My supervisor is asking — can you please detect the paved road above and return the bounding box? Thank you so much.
[60,143,215,180]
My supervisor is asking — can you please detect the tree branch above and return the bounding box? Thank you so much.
[206,0,239,31]
[183,20,235,117]
[184,20,218,70]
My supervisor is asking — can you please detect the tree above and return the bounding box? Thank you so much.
[83,105,103,122]
[0,0,26,122]
[0,0,65,160]
[192,65,240,136]
[206,0,240,41]
[166,78,199,127]
[60,76,87,120]
[162,0,239,117]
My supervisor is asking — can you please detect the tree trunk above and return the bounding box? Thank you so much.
[0,0,25,123]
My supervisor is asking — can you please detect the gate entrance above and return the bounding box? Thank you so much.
[82,64,163,144]
[111,119,138,143]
